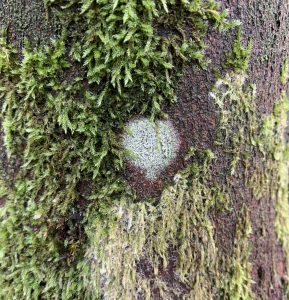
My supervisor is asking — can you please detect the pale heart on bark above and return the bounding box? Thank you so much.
[123,118,180,180]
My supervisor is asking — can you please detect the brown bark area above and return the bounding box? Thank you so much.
[226,2,289,299]
[179,1,289,298]
[155,1,289,299]
[1,1,289,299]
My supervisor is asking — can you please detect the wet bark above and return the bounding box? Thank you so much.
[1,1,289,299]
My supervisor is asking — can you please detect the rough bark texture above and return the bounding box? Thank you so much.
[165,1,289,298]
[1,1,289,299]
[225,2,289,299]
[0,0,58,49]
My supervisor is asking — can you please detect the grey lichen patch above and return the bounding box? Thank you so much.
[123,118,179,180]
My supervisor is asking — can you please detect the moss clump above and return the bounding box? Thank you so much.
[85,149,230,299]
[45,0,239,118]
[213,32,254,176]
[219,207,254,300]
[211,73,257,176]
[0,1,242,299]
[84,147,255,299]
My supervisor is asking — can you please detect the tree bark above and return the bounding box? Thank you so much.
[221,2,289,298]
[1,1,289,299]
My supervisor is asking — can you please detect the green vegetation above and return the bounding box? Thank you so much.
[0,1,247,299]
[280,58,289,85]
[253,93,289,295]
[212,73,257,176]
[0,0,288,299]
[220,208,254,300]
[85,149,230,299]
[225,30,252,73]
[213,31,255,176]
[216,31,289,296]
[45,0,239,118]
[213,31,289,297]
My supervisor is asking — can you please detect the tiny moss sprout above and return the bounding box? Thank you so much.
[225,29,252,74]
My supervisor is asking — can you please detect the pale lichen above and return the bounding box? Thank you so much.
[123,118,179,180]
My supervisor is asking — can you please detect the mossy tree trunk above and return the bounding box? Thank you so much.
[0,1,289,300]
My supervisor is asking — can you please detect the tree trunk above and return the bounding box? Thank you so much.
[0,1,289,300]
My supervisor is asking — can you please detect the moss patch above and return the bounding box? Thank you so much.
[84,148,254,299]
[1,0,288,299]
[0,1,246,299]
[85,149,226,299]
[219,207,254,300]
[224,29,252,74]
[252,93,289,295]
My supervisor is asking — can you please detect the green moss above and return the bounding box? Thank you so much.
[214,32,255,178]
[45,0,239,118]
[83,147,254,299]
[225,30,252,74]
[280,58,289,85]
[209,71,258,299]
[220,207,254,300]
[212,65,289,298]
[253,93,289,294]
[2,0,287,299]
[0,1,245,299]
[211,73,257,176]
[84,149,229,299]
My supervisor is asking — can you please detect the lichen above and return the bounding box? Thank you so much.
[123,118,179,180]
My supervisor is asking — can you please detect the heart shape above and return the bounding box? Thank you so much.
[123,118,179,180]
